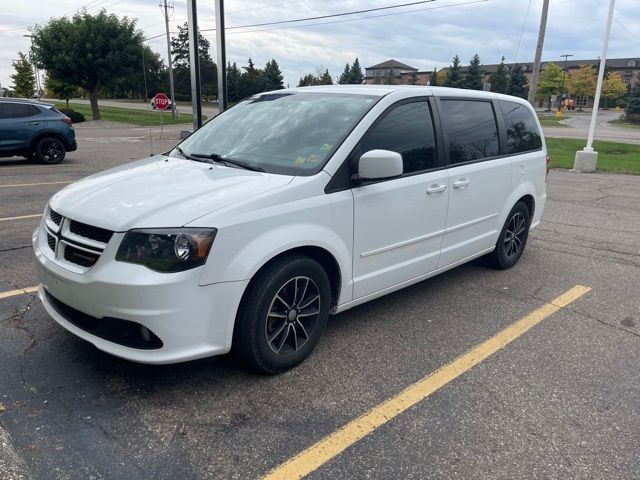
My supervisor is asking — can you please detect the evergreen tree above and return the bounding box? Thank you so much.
[10,52,36,98]
[443,55,464,89]
[625,80,640,121]
[463,53,484,90]
[350,58,364,84]
[298,74,317,87]
[408,71,418,85]
[319,68,333,85]
[489,56,508,93]
[337,63,351,84]
[429,67,439,86]
[263,59,284,91]
[506,63,528,98]
[238,58,264,98]
[170,23,217,100]
[226,62,242,102]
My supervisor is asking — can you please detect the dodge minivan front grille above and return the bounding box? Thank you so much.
[44,206,114,270]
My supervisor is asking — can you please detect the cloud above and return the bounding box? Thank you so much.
[1,0,638,89]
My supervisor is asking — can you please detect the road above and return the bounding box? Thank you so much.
[1,127,639,479]
[543,109,640,144]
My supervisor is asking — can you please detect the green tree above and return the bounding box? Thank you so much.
[385,67,397,85]
[443,55,464,89]
[319,68,333,85]
[263,59,284,91]
[408,71,418,85]
[536,62,564,111]
[602,73,628,108]
[337,63,351,84]
[170,22,217,100]
[568,64,596,111]
[44,76,77,108]
[33,11,144,120]
[238,58,263,98]
[103,46,167,100]
[298,68,332,87]
[10,52,35,98]
[298,74,317,87]
[463,53,484,90]
[489,56,509,93]
[350,58,364,84]
[625,81,640,122]
[226,62,242,102]
[506,63,528,98]
[429,67,439,86]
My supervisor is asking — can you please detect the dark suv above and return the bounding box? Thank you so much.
[0,98,77,164]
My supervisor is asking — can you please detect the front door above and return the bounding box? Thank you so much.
[0,102,43,153]
[352,100,449,299]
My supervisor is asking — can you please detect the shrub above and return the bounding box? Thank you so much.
[58,108,85,123]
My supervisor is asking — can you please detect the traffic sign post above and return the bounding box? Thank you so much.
[153,93,170,138]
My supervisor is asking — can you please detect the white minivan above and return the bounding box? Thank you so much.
[33,85,547,373]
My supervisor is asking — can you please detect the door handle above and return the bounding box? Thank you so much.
[29,122,39,125]
[452,178,471,189]
[426,184,447,195]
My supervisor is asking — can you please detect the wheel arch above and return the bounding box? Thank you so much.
[517,193,535,221]
[30,131,69,150]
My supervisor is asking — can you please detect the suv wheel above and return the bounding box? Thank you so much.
[233,255,331,373]
[486,201,531,269]
[36,137,66,164]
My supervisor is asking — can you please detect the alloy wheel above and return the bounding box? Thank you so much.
[265,276,321,355]
[503,212,526,259]
[41,140,63,163]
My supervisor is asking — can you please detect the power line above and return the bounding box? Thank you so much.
[227,0,308,15]
[201,0,439,32]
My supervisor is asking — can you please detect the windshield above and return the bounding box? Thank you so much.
[173,92,379,175]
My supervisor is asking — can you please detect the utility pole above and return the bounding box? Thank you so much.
[141,45,149,103]
[560,53,573,94]
[215,0,228,112]
[527,0,549,106]
[574,0,616,172]
[187,0,202,129]
[160,0,177,119]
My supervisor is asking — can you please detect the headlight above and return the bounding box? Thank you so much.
[116,228,217,272]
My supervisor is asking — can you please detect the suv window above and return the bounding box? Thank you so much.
[0,103,41,119]
[358,101,437,174]
[441,99,499,164]
[499,100,542,154]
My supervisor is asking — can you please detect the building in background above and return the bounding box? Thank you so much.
[365,57,639,107]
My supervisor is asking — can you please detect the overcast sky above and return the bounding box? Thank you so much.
[1,0,638,90]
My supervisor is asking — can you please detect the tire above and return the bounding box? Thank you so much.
[486,201,531,270]
[35,137,66,164]
[233,254,331,374]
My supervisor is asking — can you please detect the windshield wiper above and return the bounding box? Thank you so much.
[187,151,265,172]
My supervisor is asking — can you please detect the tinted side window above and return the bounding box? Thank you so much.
[0,103,40,119]
[499,100,542,154]
[441,100,499,164]
[359,101,437,174]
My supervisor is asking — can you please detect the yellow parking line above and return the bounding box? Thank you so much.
[0,214,42,222]
[0,181,73,188]
[0,286,38,300]
[263,285,591,480]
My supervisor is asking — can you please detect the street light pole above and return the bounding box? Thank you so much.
[560,53,573,93]
[215,0,228,113]
[160,0,177,119]
[573,0,616,172]
[187,0,202,130]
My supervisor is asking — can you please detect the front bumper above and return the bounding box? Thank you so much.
[33,224,248,364]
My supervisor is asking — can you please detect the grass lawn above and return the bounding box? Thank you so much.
[55,102,204,126]
[537,115,571,127]
[546,137,640,174]
[609,119,640,130]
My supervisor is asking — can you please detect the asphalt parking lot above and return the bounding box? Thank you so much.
[1,126,639,479]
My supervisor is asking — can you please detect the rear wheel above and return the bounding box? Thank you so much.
[233,255,331,373]
[35,137,66,164]
[486,201,531,269]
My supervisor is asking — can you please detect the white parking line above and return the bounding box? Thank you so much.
[0,181,73,188]
[0,214,42,222]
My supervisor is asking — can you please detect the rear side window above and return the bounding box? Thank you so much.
[499,100,542,154]
[359,101,437,174]
[441,99,499,164]
[0,103,41,119]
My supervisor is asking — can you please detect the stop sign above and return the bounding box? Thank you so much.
[153,93,170,110]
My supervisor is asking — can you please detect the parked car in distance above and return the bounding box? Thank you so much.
[0,98,77,164]
[34,85,547,373]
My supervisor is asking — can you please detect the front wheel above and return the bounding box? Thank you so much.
[35,137,66,164]
[486,201,531,269]
[233,255,331,373]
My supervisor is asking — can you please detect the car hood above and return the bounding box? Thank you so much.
[49,155,293,231]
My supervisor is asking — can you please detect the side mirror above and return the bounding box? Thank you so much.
[354,149,403,182]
